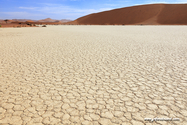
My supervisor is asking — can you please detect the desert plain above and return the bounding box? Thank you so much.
[0,25,187,125]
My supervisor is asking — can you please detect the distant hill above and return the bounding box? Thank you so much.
[67,4,187,25]
[0,18,72,23]
[0,19,14,24]
[0,18,72,27]
[38,18,72,23]
[12,19,37,22]
[60,19,72,23]
[38,18,57,22]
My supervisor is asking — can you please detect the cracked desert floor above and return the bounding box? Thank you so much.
[0,26,187,125]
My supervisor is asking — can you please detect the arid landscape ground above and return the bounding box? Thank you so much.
[0,25,187,125]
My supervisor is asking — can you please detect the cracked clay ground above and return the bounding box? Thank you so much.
[0,26,187,125]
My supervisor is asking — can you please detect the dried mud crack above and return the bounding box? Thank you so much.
[0,26,187,125]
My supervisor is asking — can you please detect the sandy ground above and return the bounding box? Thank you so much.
[0,26,187,125]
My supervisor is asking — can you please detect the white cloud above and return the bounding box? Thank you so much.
[19,7,37,10]
[131,0,186,7]
[176,0,187,3]
[0,12,45,19]
[18,3,113,19]
[144,0,187,4]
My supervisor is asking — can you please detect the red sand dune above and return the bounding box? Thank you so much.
[67,4,187,25]
[38,18,58,22]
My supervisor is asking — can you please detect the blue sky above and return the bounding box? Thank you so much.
[0,0,186,20]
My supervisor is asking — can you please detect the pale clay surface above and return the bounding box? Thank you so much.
[0,26,187,125]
